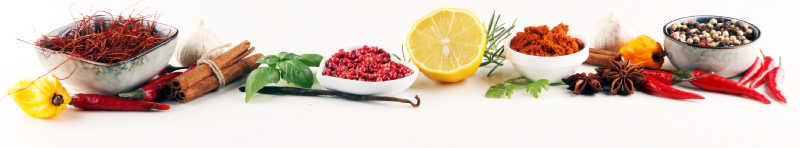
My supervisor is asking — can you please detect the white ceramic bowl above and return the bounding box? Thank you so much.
[504,33,589,82]
[663,15,761,77]
[34,16,178,95]
[316,48,419,95]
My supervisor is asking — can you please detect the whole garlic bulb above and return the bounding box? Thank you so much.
[593,12,633,52]
[175,20,229,67]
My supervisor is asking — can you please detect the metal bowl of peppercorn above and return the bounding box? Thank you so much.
[663,15,761,77]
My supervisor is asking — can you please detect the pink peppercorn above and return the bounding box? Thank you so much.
[323,46,413,82]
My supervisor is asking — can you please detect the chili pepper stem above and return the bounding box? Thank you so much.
[663,69,713,82]
[117,88,146,100]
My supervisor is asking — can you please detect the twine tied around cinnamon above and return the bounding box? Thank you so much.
[196,58,226,89]
[170,40,262,103]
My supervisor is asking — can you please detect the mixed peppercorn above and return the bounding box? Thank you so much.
[668,17,756,47]
[323,46,413,82]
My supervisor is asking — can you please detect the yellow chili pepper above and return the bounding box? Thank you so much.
[7,75,71,119]
[618,35,666,69]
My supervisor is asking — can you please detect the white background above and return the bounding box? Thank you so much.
[0,0,797,147]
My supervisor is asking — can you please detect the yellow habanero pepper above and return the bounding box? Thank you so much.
[7,75,71,119]
[618,35,666,69]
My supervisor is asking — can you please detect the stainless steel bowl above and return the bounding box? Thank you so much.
[34,16,178,95]
[663,15,761,77]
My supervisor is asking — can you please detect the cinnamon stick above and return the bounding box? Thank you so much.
[585,48,620,67]
[175,53,264,103]
[171,40,252,91]
[590,47,618,56]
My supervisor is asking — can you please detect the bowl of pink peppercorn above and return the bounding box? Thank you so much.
[317,45,419,95]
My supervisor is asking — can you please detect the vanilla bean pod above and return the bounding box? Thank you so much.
[238,86,420,108]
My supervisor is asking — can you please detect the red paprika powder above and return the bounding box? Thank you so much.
[509,23,584,56]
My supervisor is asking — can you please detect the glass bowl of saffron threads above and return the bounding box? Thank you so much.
[32,14,178,95]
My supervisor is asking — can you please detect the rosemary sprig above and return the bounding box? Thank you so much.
[480,11,516,77]
[392,44,410,62]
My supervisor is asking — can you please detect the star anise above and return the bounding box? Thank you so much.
[562,73,603,95]
[595,58,646,95]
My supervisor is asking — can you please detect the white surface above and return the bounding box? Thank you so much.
[0,0,797,148]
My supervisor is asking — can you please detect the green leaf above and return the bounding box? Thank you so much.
[525,79,550,98]
[245,67,280,103]
[257,55,280,67]
[295,54,323,67]
[485,83,514,98]
[279,59,314,88]
[278,52,298,61]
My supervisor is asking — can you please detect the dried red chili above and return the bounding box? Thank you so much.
[35,12,169,64]
[118,72,183,102]
[71,94,170,111]
[640,75,704,100]
[677,70,771,104]
[323,46,413,82]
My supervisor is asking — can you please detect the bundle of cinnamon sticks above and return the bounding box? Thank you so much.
[585,48,620,67]
[169,40,264,103]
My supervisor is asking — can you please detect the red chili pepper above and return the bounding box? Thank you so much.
[736,57,761,86]
[676,70,770,104]
[187,64,197,70]
[642,69,678,85]
[72,94,170,111]
[766,64,786,104]
[641,75,704,100]
[749,56,775,88]
[118,72,183,101]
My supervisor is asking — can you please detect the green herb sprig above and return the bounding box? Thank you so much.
[485,76,562,98]
[245,52,323,102]
[480,11,516,77]
[391,44,411,62]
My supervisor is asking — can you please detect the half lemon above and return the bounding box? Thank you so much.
[406,8,486,82]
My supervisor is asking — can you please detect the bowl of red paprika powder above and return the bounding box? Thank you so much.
[504,24,589,82]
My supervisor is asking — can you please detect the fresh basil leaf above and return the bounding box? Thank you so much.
[257,55,280,66]
[278,52,298,61]
[295,54,323,67]
[485,83,514,98]
[245,67,280,103]
[279,59,314,88]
